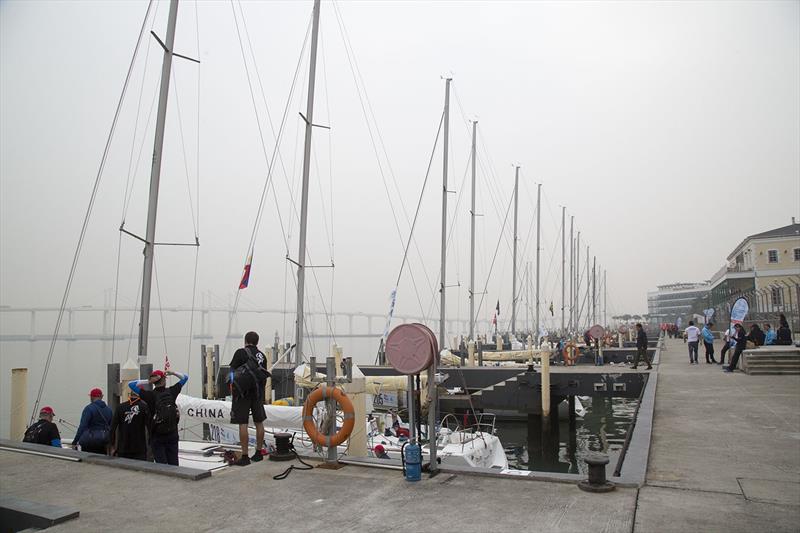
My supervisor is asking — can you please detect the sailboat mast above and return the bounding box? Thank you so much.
[511,166,519,335]
[294,0,322,367]
[560,206,565,335]
[432,77,451,473]
[534,183,541,346]
[604,269,608,326]
[569,216,574,334]
[469,120,477,341]
[592,256,597,325]
[138,0,180,364]
[575,232,581,331]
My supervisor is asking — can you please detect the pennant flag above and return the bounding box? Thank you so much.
[239,253,253,289]
[496,300,500,316]
[164,354,171,372]
[491,311,497,326]
[549,302,554,316]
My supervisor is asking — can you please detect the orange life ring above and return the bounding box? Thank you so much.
[562,342,578,366]
[302,385,355,448]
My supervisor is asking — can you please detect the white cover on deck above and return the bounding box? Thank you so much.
[176,395,304,429]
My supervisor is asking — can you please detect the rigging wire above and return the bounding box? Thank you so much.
[331,0,435,318]
[221,3,312,358]
[31,0,156,424]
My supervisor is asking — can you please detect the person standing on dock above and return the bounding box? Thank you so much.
[228,331,270,466]
[72,388,112,454]
[719,327,733,366]
[23,406,61,448]
[110,390,150,461]
[128,369,188,465]
[702,323,717,364]
[684,321,701,364]
[724,324,747,373]
[631,323,652,370]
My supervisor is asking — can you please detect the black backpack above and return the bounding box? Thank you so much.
[23,421,46,444]
[152,388,179,435]
[229,347,270,397]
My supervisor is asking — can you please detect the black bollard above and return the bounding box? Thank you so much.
[578,453,615,492]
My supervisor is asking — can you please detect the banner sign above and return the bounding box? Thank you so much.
[704,308,715,323]
[730,298,749,325]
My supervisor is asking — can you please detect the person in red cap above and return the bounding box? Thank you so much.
[72,388,112,454]
[373,444,390,459]
[23,406,62,447]
[129,367,188,465]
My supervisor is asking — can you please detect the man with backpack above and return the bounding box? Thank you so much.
[228,331,271,466]
[23,406,62,447]
[128,369,188,466]
[72,388,113,454]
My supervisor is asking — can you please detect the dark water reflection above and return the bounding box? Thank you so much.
[495,397,638,474]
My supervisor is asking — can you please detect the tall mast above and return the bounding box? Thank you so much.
[138,0,180,364]
[569,216,574,334]
[575,232,581,331]
[469,120,477,341]
[560,206,565,335]
[294,0,322,367]
[604,269,607,326]
[534,183,541,346]
[511,166,520,335]
[525,262,530,332]
[431,77,451,473]
[584,245,590,328]
[592,256,597,325]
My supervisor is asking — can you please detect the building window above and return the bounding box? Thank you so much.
[771,287,783,307]
[767,249,778,263]
[794,248,800,261]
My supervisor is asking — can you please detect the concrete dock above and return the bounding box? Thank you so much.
[1,337,798,532]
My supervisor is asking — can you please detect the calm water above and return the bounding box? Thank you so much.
[494,396,638,474]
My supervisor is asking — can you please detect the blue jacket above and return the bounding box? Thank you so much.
[72,399,112,445]
[765,329,777,345]
[701,326,714,343]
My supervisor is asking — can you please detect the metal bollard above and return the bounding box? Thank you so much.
[578,453,615,492]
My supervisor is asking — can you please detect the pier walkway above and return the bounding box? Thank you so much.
[1,337,798,532]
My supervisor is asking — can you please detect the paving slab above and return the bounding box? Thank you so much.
[0,450,636,533]
[635,485,799,533]
[738,477,800,506]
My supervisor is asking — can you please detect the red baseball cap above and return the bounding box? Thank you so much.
[89,388,103,398]
[150,370,166,379]
[40,406,54,415]
[374,444,385,454]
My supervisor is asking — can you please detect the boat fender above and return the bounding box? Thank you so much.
[562,342,578,366]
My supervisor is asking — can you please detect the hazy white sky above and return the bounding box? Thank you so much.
[1,0,799,338]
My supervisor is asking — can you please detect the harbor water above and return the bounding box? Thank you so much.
[495,396,638,474]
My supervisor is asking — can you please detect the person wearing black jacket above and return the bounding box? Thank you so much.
[724,324,747,373]
[631,323,652,370]
[748,324,766,347]
[776,314,793,345]
[128,369,188,465]
[110,390,150,460]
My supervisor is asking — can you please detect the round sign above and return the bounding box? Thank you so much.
[385,323,438,375]
[589,324,605,340]
[618,325,628,334]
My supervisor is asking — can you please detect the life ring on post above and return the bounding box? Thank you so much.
[562,341,578,366]
[302,385,355,448]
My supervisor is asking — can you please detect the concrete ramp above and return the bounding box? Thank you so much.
[0,495,79,531]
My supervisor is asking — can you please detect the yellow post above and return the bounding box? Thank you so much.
[496,334,503,350]
[333,343,342,377]
[467,340,475,367]
[541,350,551,417]
[205,346,215,399]
[10,368,28,441]
[343,363,367,456]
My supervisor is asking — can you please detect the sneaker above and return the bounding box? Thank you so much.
[631,366,638,370]
[233,456,251,466]
[646,366,653,370]
[251,449,266,462]
[723,369,733,373]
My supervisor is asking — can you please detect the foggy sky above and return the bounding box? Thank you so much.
[1,0,799,337]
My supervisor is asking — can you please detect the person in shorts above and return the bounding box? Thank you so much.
[229,331,270,466]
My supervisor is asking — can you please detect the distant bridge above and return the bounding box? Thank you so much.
[0,306,491,344]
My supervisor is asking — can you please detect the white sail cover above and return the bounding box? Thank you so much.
[176,395,304,430]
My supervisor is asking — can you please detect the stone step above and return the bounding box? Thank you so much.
[745,369,800,375]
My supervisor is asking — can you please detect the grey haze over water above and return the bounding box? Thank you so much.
[1,1,798,436]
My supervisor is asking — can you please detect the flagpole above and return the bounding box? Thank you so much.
[535,183,541,347]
